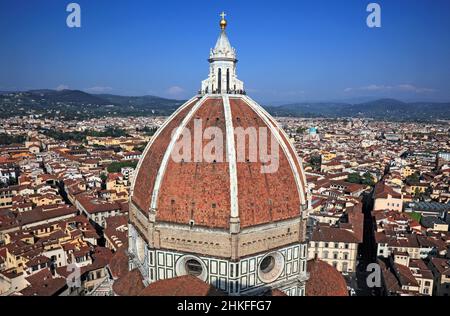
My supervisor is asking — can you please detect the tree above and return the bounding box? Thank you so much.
[406,172,420,186]
[86,126,129,138]
[100,173,107,183]
[134,142,149,153]
[347,173,363,184]
[142,126,158,136]
[408,212,422,222]
[107,161,138,173]
[310,155,321,170]
[296,127,307,134]
[0,133,26,145]
[361,172,375,186]
[414,187,421,199]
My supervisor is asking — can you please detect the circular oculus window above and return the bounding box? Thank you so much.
[257,252,285,284]
[175,255,208,281]
[185,259,203,277]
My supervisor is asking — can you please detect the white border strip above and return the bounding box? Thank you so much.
[222,95,239,219]
[242,96,306,206]
[257,105,308,190]
[130,95,200,196]
[150,95,209,211]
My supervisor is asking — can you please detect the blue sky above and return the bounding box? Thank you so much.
[1,0,449,103]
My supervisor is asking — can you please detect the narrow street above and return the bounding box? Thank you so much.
[354,190,380,296]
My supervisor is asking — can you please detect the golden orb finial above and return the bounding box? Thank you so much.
[220,11,227,30]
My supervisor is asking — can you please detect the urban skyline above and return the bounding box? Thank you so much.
[1,1,449,300]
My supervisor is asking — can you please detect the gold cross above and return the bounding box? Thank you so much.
[220,12,227,20]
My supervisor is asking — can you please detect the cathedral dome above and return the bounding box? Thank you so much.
[131,95,308,230]
[130,14,308,232]
[128,14,310,296]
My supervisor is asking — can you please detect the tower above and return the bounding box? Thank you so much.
[201,12,245,95]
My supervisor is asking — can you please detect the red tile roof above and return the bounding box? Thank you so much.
[112,268,145,296]
[430,257,450,277]
[139,275,224,296]
[20,268,67,296]
[374,181,402,199]
[132,98,199,214]
[311,225,361,243]
[306,259,348,297]
[394,263,419,287]
[108,247,129,280]
[76,196,123,214]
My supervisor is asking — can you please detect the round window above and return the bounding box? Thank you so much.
[175,255,208,281]
[258,252,285,284]
[185,259,203,277]
[260,256,275,274]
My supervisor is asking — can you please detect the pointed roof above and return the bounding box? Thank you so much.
[209,14,236,61]
[212,31,235,58]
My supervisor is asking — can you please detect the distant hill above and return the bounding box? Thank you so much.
[1,89,449,121]
[266,102,349,118]
[96,94,184,112]
[265,98,450,121]
[0,89,185,120]
[27,89,111,105]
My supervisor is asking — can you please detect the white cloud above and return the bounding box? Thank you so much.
[396,84,436,93]
[56,84,69,91]
[344,84,436,94]
[165,86,185,96]
[85,86,113,93]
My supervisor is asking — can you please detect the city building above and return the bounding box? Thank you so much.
[373,181,403,212]
[429,257,450,296]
